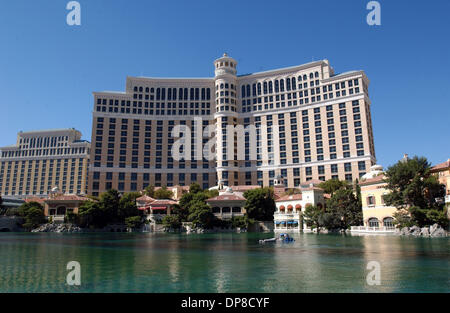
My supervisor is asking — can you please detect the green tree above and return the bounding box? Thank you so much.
[118,192,142,220]
[18,202,46,231]
[78,201,103,228]
[162,215,182,230]
[99,189,121,224]
[303,204,325,231]
[325,188,363,230]
[188,200,215,229]
[318,179,349,195]
[144,185,155,198]
[154,186,174,199]
[125,216,143,230]
[0,196,4,215]
[383,156,446,227]
[188,183,202,194]
[243,187,275,221]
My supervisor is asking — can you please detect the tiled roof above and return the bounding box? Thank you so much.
[276,194,303,202]
[431,159,450,171]
[25,197,46,204]
[46,195,90,202]
[231,185,261,192]
[136,195,156,202]
[360,174,386,185]
[300,179,324,187]
[149,199,177,206]
[207,194,246,202]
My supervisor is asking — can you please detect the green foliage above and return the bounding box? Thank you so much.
[283,189,302,196]
[326,188,363,230]
[303,205,325,230]
[188,200,215,229]
[18,202,46,230]
[243,187,275,221]
[154,186,174,199]
[189,183,203,194]
[125,216,143,229]
[77,190,144,228]
[230,215,253,229]
[0,196,4,215]
[318,179,350,195]
[5,208,21,216]
[65,211,78,224]
[162,215,182,230]
[144,185,155,198]
[383,155,447,227]
[118,192,142,220]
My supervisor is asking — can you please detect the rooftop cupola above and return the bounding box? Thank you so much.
[214,53,237,77]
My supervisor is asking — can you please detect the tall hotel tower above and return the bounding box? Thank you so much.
[0,129,90,197]
[89,54,376,196]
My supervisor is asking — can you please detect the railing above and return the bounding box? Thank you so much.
[350,226,396,232]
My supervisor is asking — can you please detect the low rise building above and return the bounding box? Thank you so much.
[274,180,326,232]
[206,186,246,219]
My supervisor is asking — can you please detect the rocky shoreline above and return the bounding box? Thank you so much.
[31,223,84,233]
[395,224,448,237]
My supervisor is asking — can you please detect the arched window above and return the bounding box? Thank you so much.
[241,85,246,98]
[252,84,257,96]
[368,218,379,227]
[315,71,319,78]
[246,85,250,97]
[263,82,268,94]
[232,207,241,213]
[383,217,394,228]
[295,204,301,212]
[280,79,285,92]
[212,207,221,213]
[298,75,302,82]
[303,74,307,80]
[286,78,291,91]
[257,83,261,95]
[268,81,273,93]
[222,207,231,213]
[291,77,296,90]
[274,80,279,92]
[309,73,314,79]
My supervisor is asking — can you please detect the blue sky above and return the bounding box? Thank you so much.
[0,0,449,168]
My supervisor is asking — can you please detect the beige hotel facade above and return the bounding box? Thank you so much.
[89,54,376,196]
[0,129,90,197]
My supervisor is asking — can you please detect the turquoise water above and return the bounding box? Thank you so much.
[0,232,448,292]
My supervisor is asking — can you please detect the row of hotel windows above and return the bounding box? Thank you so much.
[241,82,361,112]
[132,86,211,101]
[90,160,367,195]
[93,118,212,169]
[96,101,212,115]
[1,147,88,158]
[241,76,357,98]
[18,135,69,148]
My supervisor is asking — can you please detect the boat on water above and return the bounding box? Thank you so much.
[259,233,295,244]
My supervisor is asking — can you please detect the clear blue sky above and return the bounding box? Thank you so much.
[0,0,449,168]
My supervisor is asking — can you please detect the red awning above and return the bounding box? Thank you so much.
[151,207,167,210]
[138,205,151,211]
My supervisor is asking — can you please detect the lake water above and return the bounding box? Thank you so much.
[0,232,448,293]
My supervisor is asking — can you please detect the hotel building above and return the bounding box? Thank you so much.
[89,54,376,196]
[0,129,90,197]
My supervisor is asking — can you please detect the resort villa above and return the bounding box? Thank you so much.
[273,178,327,232]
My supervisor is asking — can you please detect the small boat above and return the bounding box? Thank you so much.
[259,237,277,244]
[279,233,295,243]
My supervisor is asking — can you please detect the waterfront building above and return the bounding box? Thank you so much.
[43,187,91,222]
[274,179,326,232]
[206,186,246,219]
[0,129,90,197]
[431,158,450,212]
[351,164,398,233]
[89,54,376,196]
[136,195,177,222]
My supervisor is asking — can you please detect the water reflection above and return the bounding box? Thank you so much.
[0,232,448,292]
